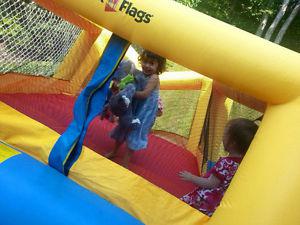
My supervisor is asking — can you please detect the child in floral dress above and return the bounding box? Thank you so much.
[179,118,258,216]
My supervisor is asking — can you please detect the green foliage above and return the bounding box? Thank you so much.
[0,17,22,38]
[174,0,300,52]
[175,0,201,8]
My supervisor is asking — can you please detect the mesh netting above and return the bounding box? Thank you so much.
[229,101,263,121]
[0,0,81,77]
[153,90,201,146]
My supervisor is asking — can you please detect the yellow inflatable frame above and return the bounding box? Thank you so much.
[3,0,300,224]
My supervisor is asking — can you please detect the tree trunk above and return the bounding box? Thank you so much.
[264,0,291,40]
[275,1,300,44]
[255,0,273,37]
[256,14,270,37]
[231,0,238,11]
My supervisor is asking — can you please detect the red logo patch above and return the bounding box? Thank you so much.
[105,0,120,12]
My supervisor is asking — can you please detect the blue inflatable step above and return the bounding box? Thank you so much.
[0,142,143,225]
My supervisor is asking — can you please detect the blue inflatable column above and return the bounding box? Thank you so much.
[49,34,130,175]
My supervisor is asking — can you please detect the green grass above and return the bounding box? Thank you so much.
[0,60,57,76]
[153,90,200,138]
[153,61,196,138]
[229,102,263,121]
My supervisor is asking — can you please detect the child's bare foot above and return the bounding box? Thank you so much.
[104,151,117,159]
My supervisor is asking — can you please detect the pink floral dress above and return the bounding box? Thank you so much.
[181,157,242,216]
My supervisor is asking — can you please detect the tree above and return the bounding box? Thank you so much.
[264,0,291,40]
[175,0,201,8]
[275,0,300,43]
[174,0,300,52]
[255,0,273,36]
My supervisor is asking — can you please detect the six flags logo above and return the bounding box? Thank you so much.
[99,0,153,23]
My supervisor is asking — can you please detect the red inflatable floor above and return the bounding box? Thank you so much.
[0,93,199,197]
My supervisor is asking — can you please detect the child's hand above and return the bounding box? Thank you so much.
[179,171,194,182]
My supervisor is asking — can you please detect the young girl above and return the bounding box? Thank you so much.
[179,118,258,216]
[105,50,166,167]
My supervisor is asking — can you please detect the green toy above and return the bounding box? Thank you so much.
[118,73,135,90]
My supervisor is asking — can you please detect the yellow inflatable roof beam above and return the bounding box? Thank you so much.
[49,0,300,104]
[213,81,266,113]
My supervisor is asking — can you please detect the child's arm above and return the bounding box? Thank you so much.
[134,75,159,99]
[179,171,221,189]
[156,96,163,117]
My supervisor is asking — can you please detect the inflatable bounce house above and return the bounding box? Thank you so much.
[0,0,300,224]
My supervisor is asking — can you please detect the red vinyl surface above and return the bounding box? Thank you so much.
[0,93,199,197]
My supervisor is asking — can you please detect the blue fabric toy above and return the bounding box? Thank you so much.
[108,83,141,139]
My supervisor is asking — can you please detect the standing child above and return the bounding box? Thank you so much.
[179,118,258,216]
[105,50,166,168]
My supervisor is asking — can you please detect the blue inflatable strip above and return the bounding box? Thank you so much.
[49,34,129,175]
[0,151,142,225]
[207,160,216,171]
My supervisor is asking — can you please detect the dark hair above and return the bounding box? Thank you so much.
[138,50,166,74]
[226,118,258,154]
